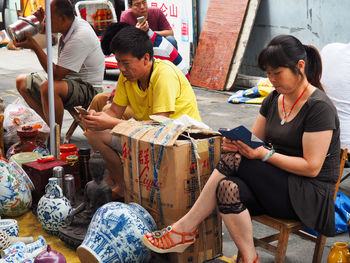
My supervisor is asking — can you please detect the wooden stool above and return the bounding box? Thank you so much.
[238,148,348,263]
[64,108,86,144]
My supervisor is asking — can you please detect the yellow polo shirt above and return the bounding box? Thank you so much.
[113,59,201,122]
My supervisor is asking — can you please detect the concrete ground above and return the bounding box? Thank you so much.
[0,46,349,263]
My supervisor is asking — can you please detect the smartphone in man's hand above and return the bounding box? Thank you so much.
[137,16,145,23]
[75,106,89,116]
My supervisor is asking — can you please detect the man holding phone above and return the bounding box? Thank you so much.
[81,27,200,200]
[120,0,177,49]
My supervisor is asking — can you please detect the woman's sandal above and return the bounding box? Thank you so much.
[142,225,198,253]
[238,253,259,263]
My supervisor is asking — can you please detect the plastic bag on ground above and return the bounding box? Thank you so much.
[3,97,50,148]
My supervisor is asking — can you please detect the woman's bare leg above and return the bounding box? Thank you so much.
[222,211,258,263]
[145,168,258,262]
[145,169,224,244]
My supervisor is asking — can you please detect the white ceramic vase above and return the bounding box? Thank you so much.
[37,178,72,235]
[77,202,157,263]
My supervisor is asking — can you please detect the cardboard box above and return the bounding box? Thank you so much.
[112,120,222,263]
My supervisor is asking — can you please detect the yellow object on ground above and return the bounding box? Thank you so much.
[228,78,274,104]
[15,211,80,262]
[218,254,238,262]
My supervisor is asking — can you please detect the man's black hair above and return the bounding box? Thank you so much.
[128,0,132,5]
[101,22,133,55]
[110,26,153,60]
[53,0,75,20]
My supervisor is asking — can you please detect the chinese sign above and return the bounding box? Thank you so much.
[148,0,193,69]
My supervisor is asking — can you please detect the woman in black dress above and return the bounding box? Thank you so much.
[142,35,340,263]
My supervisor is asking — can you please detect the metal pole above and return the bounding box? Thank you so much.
[44,0,56,156]
[124,0,128,10]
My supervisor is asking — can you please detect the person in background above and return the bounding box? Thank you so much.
[321,42,350,151]
[121,0,178,49]
[81,27,201,200]
[89,21,188,113]
[14,0,104,128]
[142,35,340,263]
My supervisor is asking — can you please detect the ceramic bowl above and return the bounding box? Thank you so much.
[9,152,42,167]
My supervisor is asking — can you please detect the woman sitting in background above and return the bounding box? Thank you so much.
[142,35,340,263]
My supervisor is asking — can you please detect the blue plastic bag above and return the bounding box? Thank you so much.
[304,191,350,236]
[334,191,350,234]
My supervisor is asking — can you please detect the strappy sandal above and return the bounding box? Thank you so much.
[238,253,259,263]
[142,225,197,253]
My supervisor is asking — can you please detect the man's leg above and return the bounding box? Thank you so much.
[85,129,124,199]
[16,74,46,121]
[88,92,110,112]
[40,79,69,127]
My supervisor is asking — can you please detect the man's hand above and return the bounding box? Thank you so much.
[33,6,45,22]
[33,6,46,33]
[81,110,121,131]
[136,20,149,32]
[13,32,38,50]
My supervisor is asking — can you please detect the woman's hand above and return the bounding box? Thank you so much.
[234,140,269,160]
[222,137,238,152]
[81,110,120,131]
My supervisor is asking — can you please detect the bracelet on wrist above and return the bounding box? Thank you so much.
[261,149,275,162]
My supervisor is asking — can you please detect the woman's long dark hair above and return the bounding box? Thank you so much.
[258,35,324,92]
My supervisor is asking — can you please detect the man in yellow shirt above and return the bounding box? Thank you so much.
[82,26,201,200]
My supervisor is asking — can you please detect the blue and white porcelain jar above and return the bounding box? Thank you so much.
[77,202,157,263]
[37,178,72,235]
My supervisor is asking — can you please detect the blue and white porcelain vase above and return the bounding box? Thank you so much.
[0,160,32,217]
[0,219,19,237]
[0,249,34,263]
[77,202,157,263]
[37,178,72,235]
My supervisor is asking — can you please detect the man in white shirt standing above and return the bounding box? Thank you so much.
[14,0,104,127]
[321,42,350,150]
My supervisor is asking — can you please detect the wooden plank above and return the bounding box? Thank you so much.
[190,0,249,90]
[224,0,261,90]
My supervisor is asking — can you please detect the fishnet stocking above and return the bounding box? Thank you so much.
[216,178,246,214]
[216,152,242,176]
